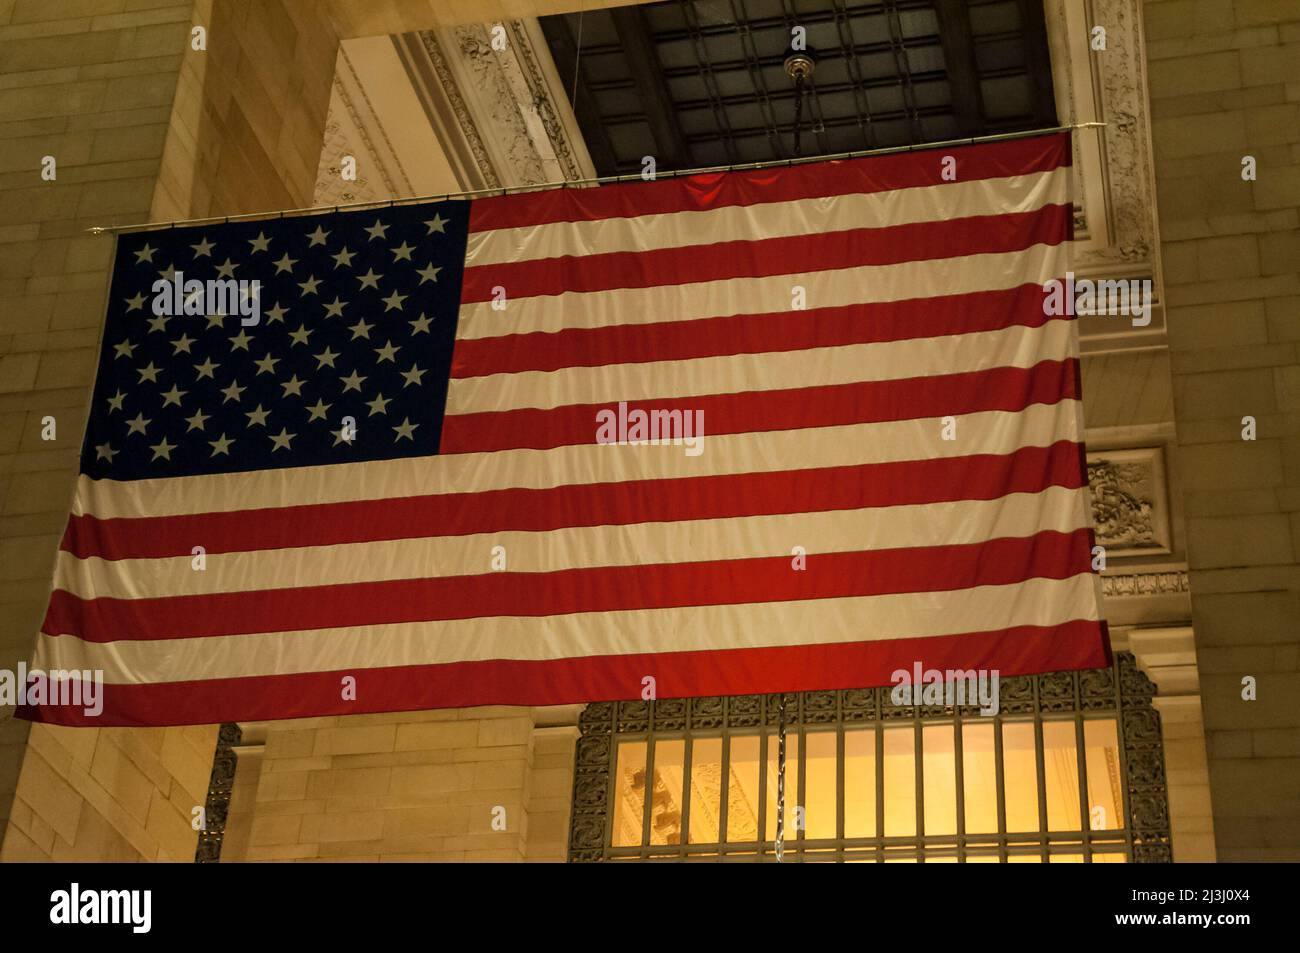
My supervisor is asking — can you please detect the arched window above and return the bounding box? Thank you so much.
[568,653,1171,862]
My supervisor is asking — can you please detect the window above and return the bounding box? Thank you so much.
[568,653,1171,862]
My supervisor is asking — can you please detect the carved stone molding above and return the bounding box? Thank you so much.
[401,19,596,191]
[313,44,415,208]
[1102,571,1189,599]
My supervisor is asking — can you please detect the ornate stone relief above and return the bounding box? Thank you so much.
[313,44,414,208]
[1087,446,1173,556]
[194,722,242,863]
[407,19,596,191]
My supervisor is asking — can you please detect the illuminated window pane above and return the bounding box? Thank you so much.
[687,737,722,844]
[922,724,957,836]
[1002,721,1040,832]
[962,722,998,834]
[1008,854,1042,863]
[1043,720,1082,831]
[764,731,799,840]
[648,739,684,846]
[1085,719,1122,831]
[804,731,837,839]
[844,728,876,838]
[883,726,916,837]
[1093,852,1127,864]
[726,735,761,842]
[611,741,647,847]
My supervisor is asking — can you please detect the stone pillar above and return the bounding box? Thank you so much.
[1141,0,1300,860]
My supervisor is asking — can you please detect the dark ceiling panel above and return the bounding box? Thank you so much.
[541,0,1058,177]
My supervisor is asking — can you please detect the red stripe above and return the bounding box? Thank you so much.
[61,442,1085,561]
[452,283,1057,379]
[468,132,1072,232]
[19,620,1110,727]
[45,529,1094,642]
[460,204,1070,303]
[442,359,1080,455]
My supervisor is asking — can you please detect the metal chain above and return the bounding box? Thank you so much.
[775,692,787,862]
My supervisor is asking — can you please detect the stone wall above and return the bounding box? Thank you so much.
[1142,0,1300,861]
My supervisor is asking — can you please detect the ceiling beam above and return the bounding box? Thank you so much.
[609,5,693,169]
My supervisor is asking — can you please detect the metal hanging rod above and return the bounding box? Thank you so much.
[85,122,1104,236]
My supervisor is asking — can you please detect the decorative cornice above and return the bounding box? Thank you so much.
[1103,571,1190,598]
[194,722,242,863]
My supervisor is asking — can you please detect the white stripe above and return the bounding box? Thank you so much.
[35,575,1101,684]
[71,400,1082,519]
[55,486,1092,599]
[446,319,1076,415]
[456,243,1069,340]
[466,168,1070,267]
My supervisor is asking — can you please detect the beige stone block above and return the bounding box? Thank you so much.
[389,762,475,796]
[306,766,390,798]
[249,812,301,846]
[312,723,396,756]
[256,770,309,802]
[297,809,385,844]
[393,720,478,751]
[0,353,38,393]
[1150,50,1241,99]
[477,715,532,748]
[13,748,82,844]
[263,728,318,759]
[383,805,471,837]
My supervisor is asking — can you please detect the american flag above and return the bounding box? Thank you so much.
[25,132,1108,726]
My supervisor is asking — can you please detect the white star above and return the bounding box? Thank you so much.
[106,390,126,412]
[307,225,329,247]
[209,433,234,456]
[133,243,156,264]
[323,297,346,318]
[299,276,321,296]
[382,289,407,312]
[220,379,246,403]
[160,384,187,408]
[246,404,271,427]
[391,241,414,262]
[339,369,366,393]
[349,318,373,340]
[416,263,441,284]
[194,357,220,380]
[191,237,215,258]
[248,231,271,253]
[137,362,161,384]
[265,302,289,324]
[314,347,339,369]
[409,314,433,335]
[185,408,209,432]
[366,393,391,416]
[357,268,382,290]
[229,329,253,351]
[124,292,146,312]
[288,325,312,346]
[306,398,332,422]
[269,427,296,451]
[148,313,169,334]
[400,364,426,388]
[254,353,280,375]
[215,258,238,278]
[126,412,150,435]
[170,333,195,355]
[374,340,400,364]
[273,253,297,275]
[333,247,356,269]
[95,443,117,462]
[112,339,135,360]
[150,437,175,461]
[424,213,448,234]
[393,417,418,442]
[281,374,306,397]
[365,219,390,241]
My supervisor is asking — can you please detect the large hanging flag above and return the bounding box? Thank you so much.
[22,132,1107,726]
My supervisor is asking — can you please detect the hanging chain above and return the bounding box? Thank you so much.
[792,74,806,158]
[775,692,787,863]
